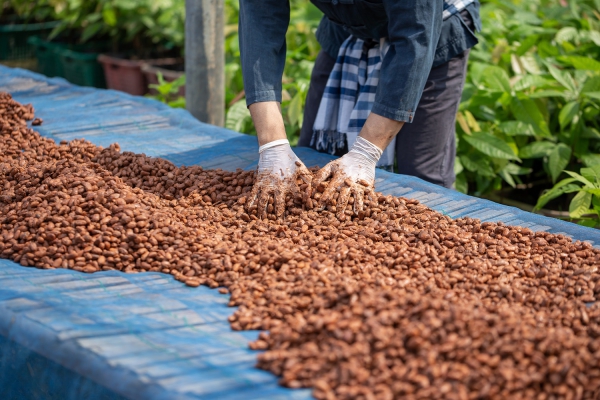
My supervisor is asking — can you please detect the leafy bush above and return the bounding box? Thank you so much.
[456,0,600,206]
[146,72,186,109]
[49,0,184,55]
[536,165,600,227]
[1,0,59,22]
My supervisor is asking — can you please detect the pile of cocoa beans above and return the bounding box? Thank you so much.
[1,92,599,399]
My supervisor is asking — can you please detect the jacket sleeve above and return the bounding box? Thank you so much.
[239,0,290,106]
[371,0,444,123]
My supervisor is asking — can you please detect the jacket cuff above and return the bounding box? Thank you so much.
[371,102,415,123]
[245,90,281,107]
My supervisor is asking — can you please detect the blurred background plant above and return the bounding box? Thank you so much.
[1,0,59,23]
[65,0,182,55]
[3,0,185,56]
[455,0,600,227]
[146,72,186,108]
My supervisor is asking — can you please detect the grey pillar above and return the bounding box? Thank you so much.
[185,0,224,126]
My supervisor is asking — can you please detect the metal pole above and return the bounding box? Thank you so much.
[185,0,224,126]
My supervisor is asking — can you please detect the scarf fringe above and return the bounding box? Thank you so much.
[311,129,347,155]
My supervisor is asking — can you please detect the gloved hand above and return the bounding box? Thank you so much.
[247,139,312,218]
[313,136,382,218]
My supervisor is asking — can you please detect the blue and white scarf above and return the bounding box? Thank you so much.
[311,0,474,171]
[311,37,394,169]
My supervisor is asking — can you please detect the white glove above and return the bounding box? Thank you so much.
[247,139,312,218]
[313,136,382,217]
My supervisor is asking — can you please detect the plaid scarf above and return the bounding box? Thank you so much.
[311,0,474,171]
[311,37,395,170]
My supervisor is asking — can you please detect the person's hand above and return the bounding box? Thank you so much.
[313,136,382,218]
[247,139,312,219]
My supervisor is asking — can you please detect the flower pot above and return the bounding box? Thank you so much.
[141,60,185,97]
[98,54,148,96]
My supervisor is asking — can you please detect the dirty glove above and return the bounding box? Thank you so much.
[247,139,312,218]
[313,136,382,218]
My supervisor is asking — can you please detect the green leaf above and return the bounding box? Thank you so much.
[578,219,598,228]
[167,97,186,109]
[498,121,535,136]
[569,191,593,218]
[462,131,520,161]
[583,92,600,101]
[534,178,580,210]
[581,165,600,183]
[555,27,579,44]
[482,66,511,93]
[513,75,554,91]
[582,76,600,94]
[287,92,303,128]
[519,141,555,159]
[558,101,580,130]
[225,100,252,133]
[498,168,516,188]
[528,89,569,99]
[516,34,539,56]
[454,172,468,194]
[582,128,600,139]
[81,22,103,43]
[558,56,600,71]
[564,171,595,188]
[520,54,543,75]
[585,188,600,197]
[510,95,551,137]
[589,30,600,46]
[454,157,463,175]
[459,155,495,177]
[468,62,488,87]
[546,63,577,92]
[547,143,572,183]
[504,162,532,175]
[102,8,117,27]
[581,154,600,167]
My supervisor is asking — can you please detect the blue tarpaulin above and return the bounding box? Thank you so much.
[0,66,599,399]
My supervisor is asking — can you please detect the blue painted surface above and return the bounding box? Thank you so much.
[0,65,599,399]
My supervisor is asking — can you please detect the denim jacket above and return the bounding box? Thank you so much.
[239,0,481,123]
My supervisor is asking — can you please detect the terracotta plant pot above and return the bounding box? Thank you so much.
[98,54,147,96]
[141,59,185,97]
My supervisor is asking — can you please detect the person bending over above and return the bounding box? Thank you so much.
[239,0,480,218]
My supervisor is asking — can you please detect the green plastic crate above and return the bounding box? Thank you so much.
[27,36,67,78]
[0,21,59,61]
[60,49,106,88]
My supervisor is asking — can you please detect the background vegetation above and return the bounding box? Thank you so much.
[457,0,600,228]
[2,0,184,56]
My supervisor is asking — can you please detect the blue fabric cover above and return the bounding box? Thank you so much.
[0,66,598,399]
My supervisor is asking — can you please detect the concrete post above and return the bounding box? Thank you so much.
[185,0,224,126]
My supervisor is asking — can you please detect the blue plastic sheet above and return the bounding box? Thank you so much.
[0,65,599,399]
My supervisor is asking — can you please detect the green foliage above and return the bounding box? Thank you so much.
[1,0,59,22]
[146,72,186,109]
[535,165,600,227]
[457,0,600,202]
[48,0,184,54]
